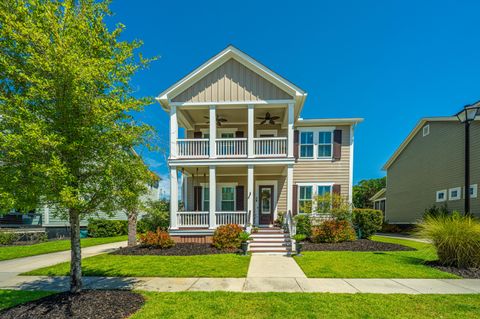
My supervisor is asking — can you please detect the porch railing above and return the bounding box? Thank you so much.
[254,137,287,157]
[215,212,247,226]
[177,139,209,158]
[177,211,209,227]
[216,138,247,157]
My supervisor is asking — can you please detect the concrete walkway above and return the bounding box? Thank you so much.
[376,233,430,243]
[1,275,479,294]
[247,254,306,278]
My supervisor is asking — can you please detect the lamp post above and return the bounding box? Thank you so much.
[455,101,480,215]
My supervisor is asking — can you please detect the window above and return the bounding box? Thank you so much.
[317,185,333,213]
[221,132,234,138]
[423,125,430,137]
[471,184,478,199]
[299,186,313,214]
[221,186,235,211]
[203,133,210,138]
[318,132,332,158]
[317,185,332,197]
[202,187,209,211]
[436,190,447,202]
[449,187,461,201]
[300,132,314,158]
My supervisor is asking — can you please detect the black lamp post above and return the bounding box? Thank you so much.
[455,101,480,216]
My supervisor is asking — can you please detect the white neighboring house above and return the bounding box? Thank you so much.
[157,45,363,248]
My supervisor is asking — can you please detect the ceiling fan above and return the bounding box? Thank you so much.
[204,115,228,126]
[257,112,280,125]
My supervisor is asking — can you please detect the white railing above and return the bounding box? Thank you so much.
[215,212,248,226]
[177,211,209,227]
[216,138,247,157]
[177,139,209,158]
[254,137,287,157]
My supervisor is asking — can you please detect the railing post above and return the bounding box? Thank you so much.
[170,105,178,159]
[248,165,254,226]
[209,165,216,229]
[287,164,293,215]
[170,166,178,229]
[209,105,216,158]
[248,104,254,158]
[287,103,294,158]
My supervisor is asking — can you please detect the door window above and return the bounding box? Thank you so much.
[261,189,271,214]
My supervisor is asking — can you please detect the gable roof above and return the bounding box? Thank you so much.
[382,116,476,170]
[156,45,307,115]
[370,188,386,201]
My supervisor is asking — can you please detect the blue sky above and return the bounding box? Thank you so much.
[106,0,480,194]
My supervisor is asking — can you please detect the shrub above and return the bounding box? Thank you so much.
[137,200,170,233]
[274,211,285,227]
[424,204,450,219]
[416,212,480,268]
[311,220,356,243]
[352,209,383,239]
[238,231,251,243]
[294,215,312,238]
[87,219,128,238]
[138,228,175,249]
[293,234,307,242]
[316,193,352,221]
[0,232,20,245]
[212,224,243,249]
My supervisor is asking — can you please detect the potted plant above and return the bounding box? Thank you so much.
[238,231,252,255]
[293,234,307,256]
[252,227,259,233]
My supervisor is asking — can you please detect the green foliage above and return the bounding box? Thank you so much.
[293,234,307,242]
[315,193,352,221]
[138,228,175,249]
[424,204,450,219]
[0,232,19,245]
[212,224,243,249]
[238,231,251,243]
[352,177,386,209]
[416,212,480,268]
[87,219,128,238]
[274,211,285,227]
[352,209,383,239]
[311,220,356,243]
[294,215,312,238]
[137,200,170,233]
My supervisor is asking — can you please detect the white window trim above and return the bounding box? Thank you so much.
[470,184,478,199]
[436,189,447,202]
[296,182,335,214]
[298,127,335,160]
[422,124,430,137]
[216,183,238,212]
[256,129,278,137]
[449,187,462,201]
[318,131,334,159]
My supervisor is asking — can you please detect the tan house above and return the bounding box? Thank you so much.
[157,46,362,249]
[383,117,480,223]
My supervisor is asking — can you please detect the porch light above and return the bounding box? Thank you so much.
[456,102,480,124]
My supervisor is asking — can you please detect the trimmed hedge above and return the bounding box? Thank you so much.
[294,214,312,238]
[352,209,383,239]
[212,224,242,249]
[311,220,356,243]
[87,219,128,238]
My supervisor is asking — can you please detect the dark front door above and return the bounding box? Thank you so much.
[259,185,274,225]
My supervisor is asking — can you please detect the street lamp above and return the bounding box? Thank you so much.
[455,101,480,215]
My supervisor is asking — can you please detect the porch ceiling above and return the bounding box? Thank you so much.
[181,165,286,176]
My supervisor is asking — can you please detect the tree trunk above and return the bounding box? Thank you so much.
[127,210,137,247]
[69,209,82,293]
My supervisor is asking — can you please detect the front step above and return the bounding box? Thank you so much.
[249,228,292,254]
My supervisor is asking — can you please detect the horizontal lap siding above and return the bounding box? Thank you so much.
[172,58,292,103]
[293,126,351,200]
[386,122,480,223]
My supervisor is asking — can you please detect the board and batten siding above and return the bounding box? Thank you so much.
[292,125,352,200]
[386,121,480,223]
[172,58,293,103]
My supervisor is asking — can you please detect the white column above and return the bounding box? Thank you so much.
[287,164,294,214]
[248,104,254,158]
[170,105,178,159]
[287,103,294,158]
[247,165,254,227]
[170,166,178,229]
[209,165,216,229]
[209,105,216,158]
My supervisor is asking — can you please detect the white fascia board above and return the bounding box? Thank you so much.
[296,118,364,126]
[168,158,295,167]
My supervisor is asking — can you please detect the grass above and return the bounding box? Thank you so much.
[0,236,127,261]
[294,235,459,278]
[0,290,52,311]
[24,253,250,277]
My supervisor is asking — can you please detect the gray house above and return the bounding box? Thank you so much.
[382,117,479,223]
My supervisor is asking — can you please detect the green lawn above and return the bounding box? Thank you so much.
[24,253,250,277]
[0,236,127,261]
[294,235,458,278]
[0,290,52,311]
[1,291,479,318]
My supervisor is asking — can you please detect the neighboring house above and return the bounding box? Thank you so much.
[382,117,480,224]
[370,188,386,214]
[157,45,363,244]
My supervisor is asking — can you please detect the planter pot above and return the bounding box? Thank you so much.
[241,242,249,255]
[295,242,303,255]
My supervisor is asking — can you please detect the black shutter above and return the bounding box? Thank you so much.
[235,131,244,138]
[236,186,245,211]
[333,129,342,160]
[193,186,202,211]
[193,131,202,138]
[292,184,298,215]
[293,130,299,159]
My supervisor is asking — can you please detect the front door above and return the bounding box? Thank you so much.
[259,185,274,225]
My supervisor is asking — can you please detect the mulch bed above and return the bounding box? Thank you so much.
[424,261,480,279]
[0,290,144,319]
[302,239,416,252]
[112,243,239,256]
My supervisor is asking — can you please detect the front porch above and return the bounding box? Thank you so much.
[170,165,294,232]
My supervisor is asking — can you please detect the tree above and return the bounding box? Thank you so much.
[352,177,386,209]
[0,0,155,292]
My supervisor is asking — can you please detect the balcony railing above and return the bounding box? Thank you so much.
[254,137,287,157]
[216,212,247,226]
[177,211,209,227]
[177,138,209,158]
[216,138,247,157]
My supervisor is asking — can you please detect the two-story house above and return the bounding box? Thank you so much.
[157,46,363,244]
